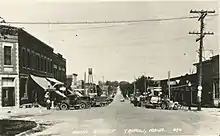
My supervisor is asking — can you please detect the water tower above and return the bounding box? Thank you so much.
[88,68,94,93]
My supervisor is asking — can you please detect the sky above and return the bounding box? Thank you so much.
[0,0,219,83]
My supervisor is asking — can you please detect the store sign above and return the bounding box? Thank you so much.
[60,87,66,91]
[167,81,176,85]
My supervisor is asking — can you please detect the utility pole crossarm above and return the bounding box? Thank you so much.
[190,10,215,13]
[189,32,214,35]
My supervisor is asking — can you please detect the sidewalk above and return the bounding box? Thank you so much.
[0,107,52,120]
[179,106,220,117]
[199,107,220,117]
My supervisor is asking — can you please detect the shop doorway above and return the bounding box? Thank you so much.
[2,87,15,107]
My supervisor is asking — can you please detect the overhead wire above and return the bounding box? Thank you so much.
[3,14,219,25]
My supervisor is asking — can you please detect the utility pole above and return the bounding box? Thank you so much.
[168,71,171,99]
[144,74,146,95]
[133,77,136,95]
[189,10,215,111]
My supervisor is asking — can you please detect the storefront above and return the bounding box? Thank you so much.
[21,74,67,106]
[0,75,19,107]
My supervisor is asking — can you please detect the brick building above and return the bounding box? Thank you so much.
[0,25,19,107]
[160,73,198,106]
[193,55,219,107]
[0,25,66,107]
[160,54,219,107]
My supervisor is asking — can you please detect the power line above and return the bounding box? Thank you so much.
[2,14,218,25]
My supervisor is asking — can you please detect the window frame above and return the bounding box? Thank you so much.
[3,45,12,66]
[214,82,220,99]
[21,48,26,68]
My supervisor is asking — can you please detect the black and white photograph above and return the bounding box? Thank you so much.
[0,0,219,136]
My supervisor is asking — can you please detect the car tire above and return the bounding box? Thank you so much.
[100,103,105,107]
[173,104,178,110]
[134,103,137,107]
[161,102,167,110]
[59,103,68,110]
[87,103,91,109]
[80,102,86,109]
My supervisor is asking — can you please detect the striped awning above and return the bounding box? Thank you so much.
[30,75,53,90]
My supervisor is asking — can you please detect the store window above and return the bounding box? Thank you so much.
[27,50,31,68]
[41,56,44,71]
[22,48,26,67]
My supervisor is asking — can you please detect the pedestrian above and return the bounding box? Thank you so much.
[45,91,51,110]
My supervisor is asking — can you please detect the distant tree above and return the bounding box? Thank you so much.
[135,75,158,95]
[105,80,119,87]
[119,81,133,98]
[96,85,102,97]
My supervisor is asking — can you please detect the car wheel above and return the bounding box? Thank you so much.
[100,103,105,107]
[80,103,86,109]
[173,104,178,110]
[161,102,167,110]
[60,103,68,110]
[134,102,137,107]
[87,103,91,109]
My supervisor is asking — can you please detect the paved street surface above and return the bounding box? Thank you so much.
[15,88,218,136]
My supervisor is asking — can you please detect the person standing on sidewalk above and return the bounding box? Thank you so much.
[45,90,51,110]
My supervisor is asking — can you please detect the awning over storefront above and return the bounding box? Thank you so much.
[55,90,66,98]
[74,91,83,97]
[30,75,53,90]
[46,78,64,86]
[68,89,73,94]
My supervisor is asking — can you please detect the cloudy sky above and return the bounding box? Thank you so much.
[0,0,219,82]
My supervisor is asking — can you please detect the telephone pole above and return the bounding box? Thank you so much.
[144,74,146,94]
[133,77,136,95]
[189,10,215,111]
[168,71,171,99]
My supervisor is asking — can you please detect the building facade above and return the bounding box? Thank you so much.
[160,55,219,107]
[0,25,19,107]
[0,25,67,107]
[193,55,219,107]
[160,74,198,106]
[52,53,66,82]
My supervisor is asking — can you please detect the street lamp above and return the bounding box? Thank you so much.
[188,81,192,110]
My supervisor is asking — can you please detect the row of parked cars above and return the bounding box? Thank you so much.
[129,89,180,110]
[57,93,115,110]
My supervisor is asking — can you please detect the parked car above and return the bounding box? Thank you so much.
[91,96,109,107]
[106,97,114,103]
[133,96,141,107]
[120,98,125,102]
[58,93,92,110]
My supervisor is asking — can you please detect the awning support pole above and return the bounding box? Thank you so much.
[24,75,29,99]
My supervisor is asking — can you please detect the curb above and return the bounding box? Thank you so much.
[16,123,40,136]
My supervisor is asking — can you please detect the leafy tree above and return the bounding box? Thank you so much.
[105,80,119,87]
[96,85,103,97]
[119,81,133,98]
[135,75,159,95]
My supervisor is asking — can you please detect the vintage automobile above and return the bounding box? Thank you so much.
[133,94,142,107]
[106,97,114,103]
[91,96,109,107]
[58,93,92,110]
[142,87,179,110]
[120,98,125,102]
